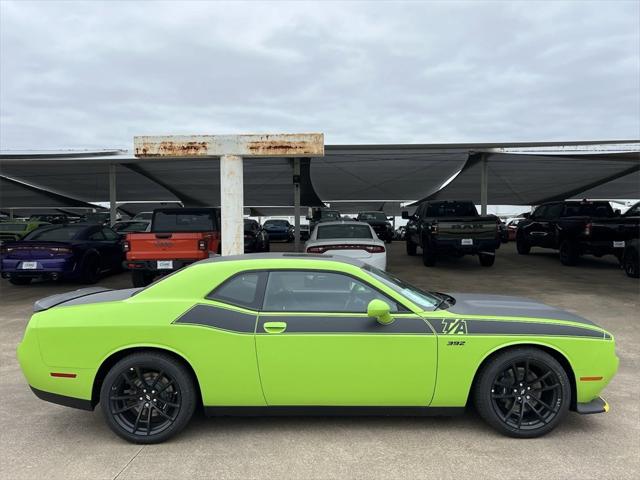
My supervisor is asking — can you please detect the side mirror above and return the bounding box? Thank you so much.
[401,210,410,219]
[367,299,394,325]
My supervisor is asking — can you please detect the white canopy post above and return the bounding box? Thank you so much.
[134,133,324,255]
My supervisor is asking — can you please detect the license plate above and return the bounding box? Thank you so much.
[613,241,625,248]
[20,262,37,269]
[461,238,473,246]
[157,260,173,270]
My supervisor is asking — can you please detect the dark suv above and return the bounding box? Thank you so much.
[516,200,639,266]
[356,211,393,243]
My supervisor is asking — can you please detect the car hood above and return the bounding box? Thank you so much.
[444,293,597,327]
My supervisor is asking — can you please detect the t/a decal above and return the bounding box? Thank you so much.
[441,319,467,335]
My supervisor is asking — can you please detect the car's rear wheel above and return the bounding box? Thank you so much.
[623,248,639,278]
[100,352,196,444]
[406,240,417,256]
[559,240,579,266]
[80,255,100,284]
[479,251,495,267]
[516,235,530,255]
[474,348,570,438]
[132,270,155,287]
[9,277,32,285]
[422,242,436,267]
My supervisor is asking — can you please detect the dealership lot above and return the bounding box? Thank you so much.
[1,242,638,480]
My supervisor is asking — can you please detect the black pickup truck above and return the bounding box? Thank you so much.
[402,200,501,267]
[516,200,640,266]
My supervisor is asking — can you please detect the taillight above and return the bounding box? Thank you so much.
[198,239,207,250]
[50,247,72,254]
[123,240,130,252]
[584,223,592,236]
[307,244,385,254]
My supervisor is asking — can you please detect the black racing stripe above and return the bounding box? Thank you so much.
[174,304,256,333]
[426,318,604,339]
[257,315,432,334]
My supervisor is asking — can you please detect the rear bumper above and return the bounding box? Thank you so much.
[575,396,609,415]
[432,238,501,254]
[1,257,77,278]
[30,386,94,411]
[123,259,198,273]
[578,240,626,257]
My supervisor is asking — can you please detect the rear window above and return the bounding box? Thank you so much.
[425,202,478,217]
[321,211,341,220]
[113,221,149,232]
[23,226,85,241]
[264,220,289,227]
[563,203,613,218]
[152,211,217,233]
[317,224,373,239]
[0,224,28,231]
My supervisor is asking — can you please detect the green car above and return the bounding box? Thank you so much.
[0,220,49,243]
[17,254,618,443]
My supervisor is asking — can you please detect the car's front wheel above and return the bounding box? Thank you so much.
[406,240,417,256]
[516,235,530,255]
[473,347,571,438]
[100,352,197,444]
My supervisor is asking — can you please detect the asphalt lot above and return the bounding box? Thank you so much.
[1,241,638,480]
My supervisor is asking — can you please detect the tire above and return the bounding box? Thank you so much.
[623,248,639,278]
[559,240,579,266]
[406,240,417,256]
[422,241,437,267]
[473,347,571,438]
[99,351,197,444]
[516,235,530,255]
[132,270,155,287]
[80,255,100,284]
[9,277,32,285]
[479,251,496,267]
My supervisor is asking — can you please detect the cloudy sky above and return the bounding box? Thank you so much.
[1,0,638,150]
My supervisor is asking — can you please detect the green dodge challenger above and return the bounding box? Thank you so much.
[17,253,618,443]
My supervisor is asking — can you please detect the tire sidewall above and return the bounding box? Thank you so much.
[100,352,197,444]
[474,348,571,438]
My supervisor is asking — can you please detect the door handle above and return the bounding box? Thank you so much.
[263,321,287,334]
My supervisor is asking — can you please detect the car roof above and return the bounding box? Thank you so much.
[198,252,366,268]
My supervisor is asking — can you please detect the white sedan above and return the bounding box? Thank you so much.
[305,221,387,270]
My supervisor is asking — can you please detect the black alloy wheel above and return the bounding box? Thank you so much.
[474,348,570,438]
[623,249,639,278]
[100,352,196,443]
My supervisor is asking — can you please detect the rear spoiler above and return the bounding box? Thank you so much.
[34,287,111,313]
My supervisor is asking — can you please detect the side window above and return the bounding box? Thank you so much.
[207,272,264,310]
[262,271,399,313]
[102,228,119,240]
[546,203,564,219]
[532,205,547,218]
[88,230,105,241]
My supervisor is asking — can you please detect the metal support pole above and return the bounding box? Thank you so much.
[220,154,244,256]
[108,164,117,225]
[480,154,488,216]
[293,158,301,252]
[9,208,14,220]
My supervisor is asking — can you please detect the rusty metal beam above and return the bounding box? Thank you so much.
[134,133,324,158]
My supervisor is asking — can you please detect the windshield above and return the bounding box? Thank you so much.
[363,264,440,310]
[264,220,289,227]
[152,211,216,233]
[23,226,85,241]
[624,203,639,217]
[317,224,372,239]
[113,221,149,232]
[321,211,341,220]
[426,202,478,217]
[359,212,387,222]
[0,223,28,231]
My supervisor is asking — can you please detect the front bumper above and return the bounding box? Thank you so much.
[575,396,609,415]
